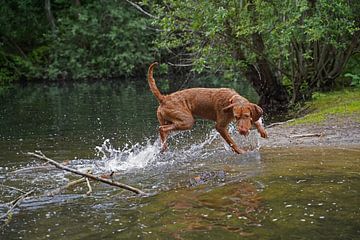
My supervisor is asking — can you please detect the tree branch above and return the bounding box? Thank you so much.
[0,184,26,194]
[125,0,158,19]
[45,177,86,196]
[44,0,57,32]
[85,178,92,195]
[1,189,35,222]
[26,151,145,195]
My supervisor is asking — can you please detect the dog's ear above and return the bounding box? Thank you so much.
[250,104,263,122]
[223,103,237,112]
[223,96,237,111]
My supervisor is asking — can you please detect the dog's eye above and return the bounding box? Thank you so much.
[244,113,251,118]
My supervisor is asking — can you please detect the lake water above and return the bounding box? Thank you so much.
[0,82,359,239]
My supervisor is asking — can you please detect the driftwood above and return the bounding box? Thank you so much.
[26,151,145,195]
[291,133,323,138]
[266,119,295,128]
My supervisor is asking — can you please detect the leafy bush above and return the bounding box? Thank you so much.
[44,1,155,80]
[0,1,156,83]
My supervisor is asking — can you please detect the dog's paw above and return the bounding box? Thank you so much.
[260,130,268,138]
[232,146,246,154]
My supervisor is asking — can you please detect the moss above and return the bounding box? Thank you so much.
[290,89,360,125]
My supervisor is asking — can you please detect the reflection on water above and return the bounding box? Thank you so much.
[2,147,358,239]
[0,82,359,239]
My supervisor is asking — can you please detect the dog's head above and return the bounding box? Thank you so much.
[223,97,263,136]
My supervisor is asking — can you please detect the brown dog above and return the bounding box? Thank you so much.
[148,62,268,154]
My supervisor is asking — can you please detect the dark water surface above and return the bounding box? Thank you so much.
[0,82,359,239]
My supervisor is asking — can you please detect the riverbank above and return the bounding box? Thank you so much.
[261,89,360,148]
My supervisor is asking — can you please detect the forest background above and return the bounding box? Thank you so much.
[0,0,359,113]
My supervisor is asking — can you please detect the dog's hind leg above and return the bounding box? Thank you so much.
[157,111,170,151]
[157,110,195,152]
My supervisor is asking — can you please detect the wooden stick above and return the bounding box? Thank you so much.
[267,119,295,128]
[26,151,145,195]
[85,178,92,195]
[0,184,26,194]
[1,189,35,221]
[291,133,323,138]
[45,177,87,196]
[10,164,54,174]
[10,160,69,174]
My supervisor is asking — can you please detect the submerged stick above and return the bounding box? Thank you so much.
[1,189,35,221]
[26,151,145,195]
[46,177,87,196]
[85,178,92,195]
[0,184,26,194]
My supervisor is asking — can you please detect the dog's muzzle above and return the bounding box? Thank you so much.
[238,127,250,136]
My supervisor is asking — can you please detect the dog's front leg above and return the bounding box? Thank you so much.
[216,125,246,154]
[159,124,176,152]
[254,120,268,138]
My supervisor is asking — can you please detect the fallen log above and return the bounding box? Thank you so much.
[26,151,145,195]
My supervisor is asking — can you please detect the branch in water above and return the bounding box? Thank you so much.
[0,189,35,223]
[85,178,92,195]
[45,177,87,196]
[26,151,146,195]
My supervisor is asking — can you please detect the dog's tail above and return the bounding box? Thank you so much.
[147,62,165,103]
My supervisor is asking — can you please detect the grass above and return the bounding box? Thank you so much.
[290,89,360,125]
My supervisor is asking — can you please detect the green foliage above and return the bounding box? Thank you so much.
[0,0,156,84]
[345,73,360,87]
[149,0,360,106]
[45,1,155,80]
[342,54,360,88]
[0,0,47,84]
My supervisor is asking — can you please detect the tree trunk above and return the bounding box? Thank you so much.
[73,0,81,6]
[232,46,289,114]
[244,62,289,114]
[44,0,56,32]
[249,33,289,113]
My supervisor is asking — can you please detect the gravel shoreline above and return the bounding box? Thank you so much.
[260,117,360,148]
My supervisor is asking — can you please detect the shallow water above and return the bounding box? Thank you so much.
[0,82,359,239]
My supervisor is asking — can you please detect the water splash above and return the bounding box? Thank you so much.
[95,139,161,172]
[94,127,261,172]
